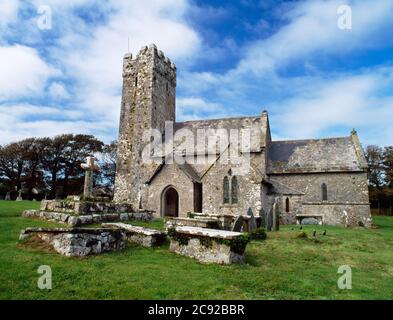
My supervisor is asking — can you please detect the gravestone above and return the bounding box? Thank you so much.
[247,208,257,232]
[343,210,349,228]
[81,156,99,199]
[259,209,266,229]
[5,192,11,201]
[272,202,280,231]
[266,208,273,231]
[16,190,23,201]
[232,215,244,232]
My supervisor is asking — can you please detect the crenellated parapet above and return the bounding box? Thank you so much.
[122,44,176,85]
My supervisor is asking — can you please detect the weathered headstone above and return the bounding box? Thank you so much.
[343,210,349,228]
[232,215,244,232]
[16,190,23,201]
[247,208,257,232]
[266,208,273,231]
[81,156,99,199]
[259,209,266,229]
[5,192,11,201]
[272,202,280,231]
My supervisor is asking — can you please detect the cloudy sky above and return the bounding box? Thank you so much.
[1,0,393,146]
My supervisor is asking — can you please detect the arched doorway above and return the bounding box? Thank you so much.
[161,186,179,217]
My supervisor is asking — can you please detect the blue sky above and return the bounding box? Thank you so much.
[1,0,393,146]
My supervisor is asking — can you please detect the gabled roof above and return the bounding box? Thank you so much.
[267,135,366,174]
[145,161,201,184]
[177,162,202,183]
[170,114,269,155]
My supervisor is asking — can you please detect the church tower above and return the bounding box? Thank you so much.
[114,44,176,207]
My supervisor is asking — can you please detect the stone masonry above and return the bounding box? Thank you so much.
[113,44,372,227]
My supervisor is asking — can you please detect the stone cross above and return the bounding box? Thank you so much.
[81,156,99,199]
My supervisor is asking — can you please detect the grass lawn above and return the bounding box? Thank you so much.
[0,200,392,300]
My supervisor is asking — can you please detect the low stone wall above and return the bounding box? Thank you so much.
[102,223,166,247]
[22,210,153,227]
[168,226,250,265]
[40,200,136,215]
[19,228,126,257]
[165,217,221,230]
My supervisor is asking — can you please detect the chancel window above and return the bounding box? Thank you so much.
[231,176,238,204]
[322,183,328,201]
[223,176,229,204]
[285,197,290,213]
[223,173,239,205]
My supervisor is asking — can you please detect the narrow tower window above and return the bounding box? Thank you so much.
[223,176,229,204]
[231,176,238,204]
[135,76,138,87]
[285,197,290,213]
[322,183,328,201]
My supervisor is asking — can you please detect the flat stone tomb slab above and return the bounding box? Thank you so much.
[168,226,248,265]
[174,226,242,239]
[22,209,153,227]
[165,217,220,230]
[102,223,166,247]
[19,228,126,257]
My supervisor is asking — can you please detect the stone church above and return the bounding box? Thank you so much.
[114,44,372,227]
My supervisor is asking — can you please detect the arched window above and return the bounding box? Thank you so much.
[223,176,229,204]
[231,176,238,204]
[322,183,328,201]
[285,197,290,213]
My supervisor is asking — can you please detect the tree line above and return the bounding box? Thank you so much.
[365,145,393,215]
[0,135,117,200]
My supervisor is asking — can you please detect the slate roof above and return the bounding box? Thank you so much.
[171,115,268,154]
[264,178,304,195]
[267,136,365,174]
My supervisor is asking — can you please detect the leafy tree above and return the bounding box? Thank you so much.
[97,141,118,192]
[41,135,71,198]
[62,134,104,197]
[0,141,26,192]
[0,138,47,198]
[365,145,384,188]
[383,146,393,188]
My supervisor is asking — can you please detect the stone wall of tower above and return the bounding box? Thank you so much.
[113,44,176,207]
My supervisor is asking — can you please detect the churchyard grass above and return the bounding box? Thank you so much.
[0,200,392,300]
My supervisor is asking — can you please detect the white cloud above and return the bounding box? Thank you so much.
[233,0,393,76]
[178,0,393,146]
[0,103,110,144]
[177,97,231,121]
[0,0,19,29]
[0,0,201,143]
[48,82,69,99]
[53,0,201,126]
[1,0,393,149]
[0,45,58,100]
[268,67,393,145]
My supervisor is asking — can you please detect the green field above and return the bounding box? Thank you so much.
[0,200,392,300]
